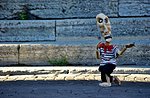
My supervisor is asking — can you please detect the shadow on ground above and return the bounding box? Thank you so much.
[0,80,150,98]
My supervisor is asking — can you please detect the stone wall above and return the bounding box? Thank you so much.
[0,0,118,19]
[0,0,150,39]
[0,17,149,41]
[56,17,150,37]
[0,44,19,65]
[0,20,55,42]
[0,0,150,66]
[0,41,150,66]
[0,0,149,19]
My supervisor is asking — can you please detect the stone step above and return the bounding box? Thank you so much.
[0,66,150,75]
[0,36,150,66]
[0,66,150,82]
[0,74,150,82]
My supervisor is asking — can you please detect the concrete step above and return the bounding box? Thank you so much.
[0,74,150,82]
[0,66,150,75]
[0,36,150,66]
[0,66,150,82]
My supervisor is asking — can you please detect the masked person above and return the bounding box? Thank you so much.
[96,34,121,87]
[96,13,134,87]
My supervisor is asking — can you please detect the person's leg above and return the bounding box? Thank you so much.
[103,64,121,85]
[99,65,111,87]
[103,64,116,83]
[99,66,107,82]
[113,76,121,85]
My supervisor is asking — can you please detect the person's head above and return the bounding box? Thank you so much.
[96,13,111,38]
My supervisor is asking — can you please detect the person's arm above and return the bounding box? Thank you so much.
[96,50,100,59]
[118,47,127,56]
[96,42,101,59]
[116,43,135,58]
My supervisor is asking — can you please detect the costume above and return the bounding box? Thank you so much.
[96,13,134,87]
[97,42,119,86]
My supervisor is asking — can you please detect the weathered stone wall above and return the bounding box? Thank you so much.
[56,17,150,37]
[0,0,150,39]
[0,17,149,41]
[0,20,55,42]
[119,0,150,17]
[0,44,19,65]
[0,0,150,66]
[0,0,149,19]
[0,41,150,66]
[0,0,118,19]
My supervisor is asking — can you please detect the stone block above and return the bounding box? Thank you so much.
[117,45,150,66]
[125,75,136,82]
[0,20,55,42]
[125,74,150,82]
[44,74,56,80]
[145,75,150,82]
[0,76,7,81]
[19,44,98,65]
[94,74,101,80]
[119,0,150,16]
[85,74,96,80]
[15,40,150,66]
[65,74,75,80]
[19,44,48,65]
[112,74,130,81]
[0,0,118,19]
[4,75,20,81]
[54,74,66,80]
[74,74,85,80]
[0,3,23,19]
[34,75,48,81]
[0,44,19,66]
[56,17,150,37]
[30,0,118,18]
[23,75,36,81]
[111,17,150,36]
[56,19,98,37]
[1,35,150,66]
[15,75,26,81]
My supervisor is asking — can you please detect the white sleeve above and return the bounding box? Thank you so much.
[114,47,120,58]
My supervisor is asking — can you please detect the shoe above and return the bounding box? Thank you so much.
[113,76,121,86]
[99,82,111,87]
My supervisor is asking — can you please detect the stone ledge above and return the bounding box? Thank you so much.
[0,36,150,66]
[0,74,150,82]
[0,66,150,75]
[1,66,150,82]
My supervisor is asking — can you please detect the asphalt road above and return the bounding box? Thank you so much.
[0,80,150,98]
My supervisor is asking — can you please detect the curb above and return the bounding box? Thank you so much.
[0,66,150,74]
[0,74,150,82]
[0,66,150,82]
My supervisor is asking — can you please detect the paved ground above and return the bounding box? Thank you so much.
[0,80,150,98]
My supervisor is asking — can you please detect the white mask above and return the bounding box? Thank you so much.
[105,38,112,42]
[96,13,111,37]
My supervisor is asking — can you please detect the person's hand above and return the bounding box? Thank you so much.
[125,43,135,48]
